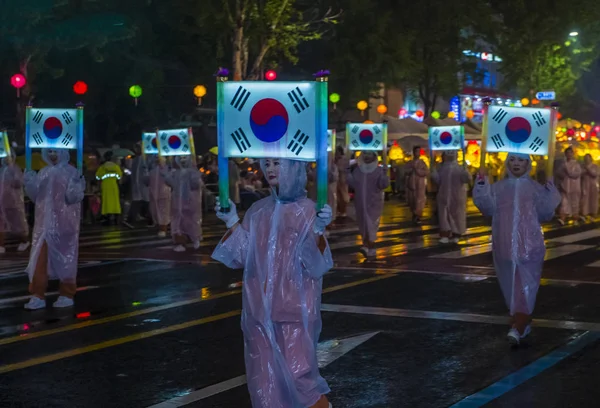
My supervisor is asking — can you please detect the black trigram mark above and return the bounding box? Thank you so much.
[351,140,359,148]
[287,130,309,155]
[432,129,440,138]
[492,109,508,123]
[32,111,44,124]
[230,86,251,111]
[529,137,544,152]
[532,111,546,127]
[61,133,73,146]
[231,128,252,153]
[373,140,381,149]
[287,87,310,113]
[352,125,359,134]
[434,141,441,148]
[452,140,460,147]
[162,147,170,154]
[160,133,167,141]
[62,111,73,125]
[182,144,189,152]
[491,134,505,149]
[32,132,43,145]
[373,126,381,134]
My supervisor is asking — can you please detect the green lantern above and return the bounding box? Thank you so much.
[129,85,142,105]
[329,93,340,110]
[431,111,440,119]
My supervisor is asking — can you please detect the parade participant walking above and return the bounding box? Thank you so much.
[213,158,334,408]
[580,153,598,220]
[473,153,560,345]
[431,151,470,243]
[146,156,171,237]
[0,153,30,253]
[96,151,122,225]
[162,155,202,252]
[405,146,429,224]
[557,147,582,224]
[348,151,390,258]
[128,143,151,225]
[23,149,85,309]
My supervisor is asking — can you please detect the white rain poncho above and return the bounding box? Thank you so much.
[162,157,202,242]
[145,156,171,226]
[431,153,470,235]
[212,159,333,408]
[24,149,85,284]
[473,154,560,315]
[0,154,28,235]
[131,155,149,202]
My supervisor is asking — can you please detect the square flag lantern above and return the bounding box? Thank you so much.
[219,82,324,161]
[156,128,193,156]
[0,131,9,158]
[327,129,336,152]
[429,126,464,151]
[485,106,553,155]
[346,123,386,151]
[142,132,158,155]
[26,108,81,149]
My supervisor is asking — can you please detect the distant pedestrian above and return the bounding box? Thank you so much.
[580,154,598,220]
[557,147,582,224]
[405,146,429,224]
[0,152,30,253]
[96,151,122,225]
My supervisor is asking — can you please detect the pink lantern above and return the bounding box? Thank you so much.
[10,74,26,97]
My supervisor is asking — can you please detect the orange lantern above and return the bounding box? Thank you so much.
[415,110,424,118]
[466,110,475,119]
[377,104,387,114]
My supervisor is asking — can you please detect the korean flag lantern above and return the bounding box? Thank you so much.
[157,128,193,156]
[346,123,386,151]
[27,108,79,150]
[429,126,464,151]
[220,82,319,160]
[142,132,158,155]
[486,106,552,155]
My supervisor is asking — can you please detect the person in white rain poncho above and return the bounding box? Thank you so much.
[431,151,470,243]
[145,156,171,237]
[473,153,560,346]
[212,158,334,408]
[0,152,30,253]
[23,149,85,310]
[162,155,202,252]
[128,143,151,225]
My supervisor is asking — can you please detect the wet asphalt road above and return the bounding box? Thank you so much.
[1,198,600,407]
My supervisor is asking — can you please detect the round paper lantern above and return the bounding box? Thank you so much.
[363,120,374,124]
[73,81,88,95]
[532,98,540,105]
[431,111,440,119]
[389,143,403,161]
[11,73,26,89]
[193,85,207,98]
[398,108,407,117]
[447,112,455,119]
[466,110,474,119]
[567,129,575,137]
[377,104,387,114]
[129,85,143,98]
[415,110,424,118]
[357,100,368,111]
[329,93,340,104]
[521,98,530,106]
[265,70,277,81]
[557,112,563,120]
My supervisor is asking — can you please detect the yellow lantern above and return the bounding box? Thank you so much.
[377,104,388,114]
[194,85,207,105]
[389,143,403,161]
[357,100,368,116]
[447,111,455,119]
[521,98,530,106]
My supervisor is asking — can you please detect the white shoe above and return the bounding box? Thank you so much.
[0,246,5,254]
[17,242,30,252]
[451,237,460,244]
[53,296,74,308]
[192,240,201,250]
[173,244,186,252]
[157,231,167,238]
[24,296,46,310]
[507,325,531,346]
[439,237,450,244]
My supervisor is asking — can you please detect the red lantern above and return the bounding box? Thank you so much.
[415,110,424,118]
[73,81,88,95]
[10,73,26,97]
[265,70,277,81]
[591,132,597,138]
[420,148,426,156]
[567,129,575,137]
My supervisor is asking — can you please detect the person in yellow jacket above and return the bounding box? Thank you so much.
[95,151,122,225]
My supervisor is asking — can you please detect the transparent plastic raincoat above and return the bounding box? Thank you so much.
[146,156,171,226]
[131,155,149,202]
[162,157,202,242]
[212,159,333,408]
[327,156,339,222]
[347,155,390,243]
[405,157,429,215]
[24,150,85,284]
[431,153,470,235]
[557,159,582,217]
[335,153,350,214]
[473,154,560,315]
[0,154,28,235]
[580,161,599,216]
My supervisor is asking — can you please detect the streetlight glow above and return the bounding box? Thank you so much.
[569,31,579,37]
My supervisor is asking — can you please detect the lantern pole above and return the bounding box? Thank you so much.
[546,102,560,182]
[216,69,230,212]
[315,70,329,210]
[76,102,85,174]
[479,98,492,179]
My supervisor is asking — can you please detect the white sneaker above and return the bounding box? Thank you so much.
[0,246,5,254]
[17,242,30,252]
[451,237,460,244]
[439,237,450,244]
[192,240,201,250]
[157,231,167,238]
[53,296,74,308]
[173,244,186,252]
[24,296,46,310]
[507,325,531,346]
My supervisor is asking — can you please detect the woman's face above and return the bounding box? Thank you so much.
[48,149,59,164]
[507,155,529,177]
[264,158,281,187]
[361,151,377,164]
